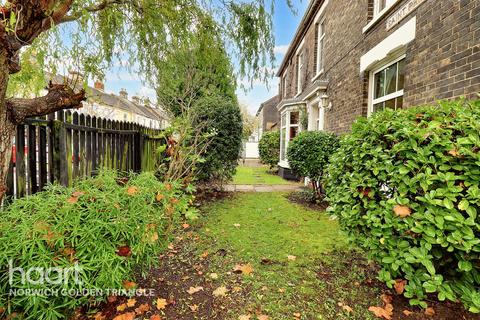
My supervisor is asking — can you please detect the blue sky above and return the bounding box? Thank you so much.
[101,0,308,115]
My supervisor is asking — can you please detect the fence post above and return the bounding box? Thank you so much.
[51,111,69,186]
[133,125,143,173]
[38,117,48,190]
[15,125,26,197]
[27,123,37,194]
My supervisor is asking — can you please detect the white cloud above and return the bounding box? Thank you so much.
[274,45,290,55]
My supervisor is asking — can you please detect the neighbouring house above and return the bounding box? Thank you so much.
[276,0,480,179]
[256,95,280,140]
[53,73,169,129]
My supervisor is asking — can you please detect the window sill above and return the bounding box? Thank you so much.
[311,70,324,82]
[363,0,401,33]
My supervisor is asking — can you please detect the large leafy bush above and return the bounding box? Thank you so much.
[287,131,339,195]
[0,171,196,319]
[193,95,243,183]
[325,99,480,312]
[258,131,280,169]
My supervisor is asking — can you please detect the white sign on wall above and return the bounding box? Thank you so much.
[386,0,426,30]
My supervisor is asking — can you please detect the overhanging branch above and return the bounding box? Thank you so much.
[60,0,128,23]
[6,82,86,125]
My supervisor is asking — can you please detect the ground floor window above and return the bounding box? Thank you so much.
[280,109,301,163]
[371,56,405,113]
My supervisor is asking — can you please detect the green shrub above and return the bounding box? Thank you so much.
[259,131,280,169]
[0,170,197,319]
[287,131,339,195]
[193,95,243,183]
[325,99,480,312]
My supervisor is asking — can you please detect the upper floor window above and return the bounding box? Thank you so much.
[282,74,287,98]
[374,0,396,17]
[296,52,304,94]
[371,57,405,113]
[315,19,325,75]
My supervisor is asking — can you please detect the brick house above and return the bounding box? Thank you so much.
[256,95,280,139]
[276,0,480,178]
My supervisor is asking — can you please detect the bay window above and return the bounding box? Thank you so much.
[371,56,405,113]
[279,109,301,164]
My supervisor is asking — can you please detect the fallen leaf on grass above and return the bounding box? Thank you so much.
[126,298,136,308]
[448,149,460,157]
[338,302,353,313]
[116,304,127,312]
[238,315,251,320]
[425,307,435,316]
[232,286,242,293]
[187,286,204,294]
[213,286,229,297]
[368,306,393,319]
[117,246,131,257]
[150,315,162,320]
[123,280,137,290]
[287,255,297,261]
[393,205,412,218]
[155,193,164,202]
[156,298,168,310]
[233,223,241,228]
[200,251,209,259]
[182,223,190,229]
[126,186,139,195]
[210,273,219,279]
[233,263,254,275]
[381,294,393,304]
[403,310,413,316]
[113,312,135,320]
[189,304,199,312]
[293,313,301,319]
[93,312,106,320]
[134,303,150,315]
[394,279,407,294]
[258,315,269,320]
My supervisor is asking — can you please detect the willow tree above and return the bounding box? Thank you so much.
[0,0,278,201]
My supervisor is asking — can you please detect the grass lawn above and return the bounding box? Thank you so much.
[232,165,292,185]
[197,192,381,319]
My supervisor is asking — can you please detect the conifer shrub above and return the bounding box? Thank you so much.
[325,99,480,312]
[0,170,197,319]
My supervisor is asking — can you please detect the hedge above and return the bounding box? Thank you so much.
[325,99,480,312]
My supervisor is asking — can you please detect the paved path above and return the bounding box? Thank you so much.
[224,184,301,192]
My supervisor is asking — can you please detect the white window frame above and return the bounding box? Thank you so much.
[296,52,304,96]
[316,18,325,76]
[364,0,401,33]
[368,54,406,115]
[282,73,287,98]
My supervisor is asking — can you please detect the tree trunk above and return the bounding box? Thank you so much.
[0,50,15,201]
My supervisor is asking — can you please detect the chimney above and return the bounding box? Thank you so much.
[94,80,105,91]
[119,88,128,99]
[132,96,141,105]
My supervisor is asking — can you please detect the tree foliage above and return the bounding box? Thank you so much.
[325,99,480,312]
[155,24,242,184]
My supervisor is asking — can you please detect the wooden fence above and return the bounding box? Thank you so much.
[5,110,165,199]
